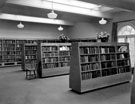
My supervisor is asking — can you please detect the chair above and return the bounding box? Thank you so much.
[25,61,37,80]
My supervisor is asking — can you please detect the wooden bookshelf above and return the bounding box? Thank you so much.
[21,43,37,71]
[16,40,25,65]
[37,42,71,78]
[0,39,25,67]
[69,42,132,93]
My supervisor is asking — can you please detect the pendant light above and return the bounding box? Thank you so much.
[58,26,63,31]
[99,18,107,25]
[47,0,58,19]
[17,22,24,28]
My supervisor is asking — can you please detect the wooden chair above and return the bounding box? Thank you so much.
[25,61,37,80]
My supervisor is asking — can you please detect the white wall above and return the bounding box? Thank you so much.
[0,19,112,40]
[0,20,69,39]
[68,21,112,39]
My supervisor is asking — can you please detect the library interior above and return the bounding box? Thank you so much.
[0,0,135,104]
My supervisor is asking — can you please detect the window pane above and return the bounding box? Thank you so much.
[123,31,130,35]
[118,25,135,36]
[127,38,135,67]
[118,38,125,43]
[131,28,135,34]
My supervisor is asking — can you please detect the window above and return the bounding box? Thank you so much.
[118,25,135,67]
[118,25,135,36]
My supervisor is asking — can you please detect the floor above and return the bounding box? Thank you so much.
[0,66,132,104]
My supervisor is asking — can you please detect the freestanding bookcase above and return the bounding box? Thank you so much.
[37,42,71,78]
[21,43,37,71]
[0,39,25,67]
[69,42,132,93]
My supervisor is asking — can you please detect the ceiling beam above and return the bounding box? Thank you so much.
[0,13,74,26]
[6,0,112,18]
[82,0,134,12]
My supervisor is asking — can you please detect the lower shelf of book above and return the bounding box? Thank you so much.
[38,66,70,78]
[70,72,131,93]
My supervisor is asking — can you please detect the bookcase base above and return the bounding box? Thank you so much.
[0,62,21,68]
[71,72,131,93]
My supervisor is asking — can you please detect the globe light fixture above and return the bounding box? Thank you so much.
[47,10,57,19]
[47,0,58,19]
[17,22,24,28]
[58,26,63,31]
[99,18,107,25]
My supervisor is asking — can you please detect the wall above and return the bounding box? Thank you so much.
[112,11,135,35]
[0,20,69,40]
[68,20,112,39]
[0,18,113,40]
[113,12,135,22]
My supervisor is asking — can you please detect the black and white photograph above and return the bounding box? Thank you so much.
[0,0,134,104]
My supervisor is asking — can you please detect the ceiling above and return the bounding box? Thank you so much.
[0,0,134,25]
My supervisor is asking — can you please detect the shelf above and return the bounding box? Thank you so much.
[81,69,101,73]
[70,42,131,93]
[81,61,100,64]
[37,42,71,78]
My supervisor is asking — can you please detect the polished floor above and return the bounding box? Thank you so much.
[0,66,132,104]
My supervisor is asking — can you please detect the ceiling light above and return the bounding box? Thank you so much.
[47,0,58,19]
[47,10,57,19]
[58,26,63,31]
[17,22,24,28]
[99,18,107,25]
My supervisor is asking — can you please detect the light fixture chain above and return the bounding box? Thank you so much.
[52,0,53,11]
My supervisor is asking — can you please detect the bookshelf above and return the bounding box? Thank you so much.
[69,42,132,93]
[37,42,71,78]
[22,43,37,71]
[16,40,24,65]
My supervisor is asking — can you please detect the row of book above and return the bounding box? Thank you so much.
[43,63,59,68]
[25,55,37,60]
[42,57,70,63]
[16,51,22,55]
[100,54,116,61]
[59,46,71,51]
[100,47,115,53]
[81,63,99,71]
[117,60,130,66]
[101,61,116,68]
[80,55,99,63]
[16,40,24,44]
[81,70,101,80]
[42,57,58,63]
[42,46,58,52]
[2,51,16,55]
[2,59,16,62]
[25,46,37,50]
[59,62,69,67]
[118,66,130,73]
[2,56,15,59]
[25,51,37,55]
[2,47,16,51]
[102,68,117,76]
[2,40,16,44]
[43,62,69,68]
[117,53,129,59]
[16,55,22,59]
[80,47,99,54]
[59,51,70,56]
[3,44,16,47]
[59,57,70,62]
[42,52,59,57]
